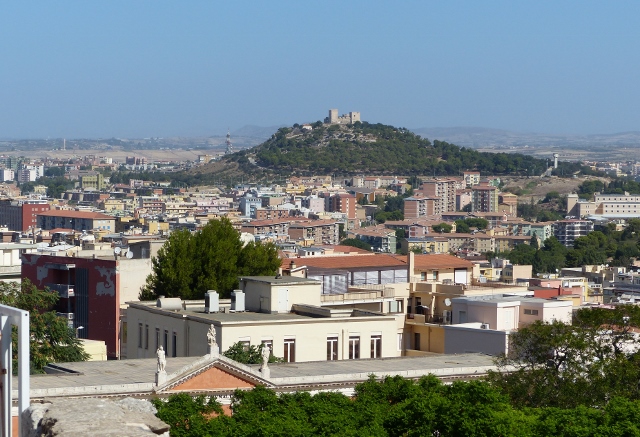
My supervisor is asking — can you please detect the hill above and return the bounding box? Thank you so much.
[210,122,550,177]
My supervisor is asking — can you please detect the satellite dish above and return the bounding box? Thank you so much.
[126,251,134,259]
[114,247,121,255]
[444,298,451,307]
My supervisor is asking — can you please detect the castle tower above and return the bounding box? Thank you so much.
[329,109,338,124]
[225,130,233,155]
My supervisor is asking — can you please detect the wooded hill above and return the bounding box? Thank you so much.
[220,121,552,177]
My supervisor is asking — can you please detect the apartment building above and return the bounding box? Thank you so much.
[288,220,340,246]
[471,183,499,213]
[37,210,116,232]
[0,198,50,231]
[567,192,640,219]
[553,219,594,247]
[403,195,435,219]
[419,179,457,214]
[462,171,481,187]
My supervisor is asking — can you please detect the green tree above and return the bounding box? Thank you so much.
[140,219,280,299]
[341,238,372,251]
[432,223,452,233]
[152,393,223,437]
[0,280,89,373]
[223,341,283,364]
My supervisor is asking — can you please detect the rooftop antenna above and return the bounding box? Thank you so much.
[225,129,233,155]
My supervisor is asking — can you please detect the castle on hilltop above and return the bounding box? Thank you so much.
[324,108,361,125]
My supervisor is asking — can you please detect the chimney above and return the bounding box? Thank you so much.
[290,260,296,270]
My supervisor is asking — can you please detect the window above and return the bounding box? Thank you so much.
[414,333,421,350]
[164,329,168,352]
[327,336,338,361]
[371,335,382,359]
[172,332,177,357]
[397,333,403,351]
[433,271,438,281]
[395,299,404,313]
[349,336,360,359]
[155,328,160,351]
[138,323,143,348]
[407,297,413,314]
[524,309,539,316]
[415,297,423,315]
[284,338,296,363]
[144,324,149,350]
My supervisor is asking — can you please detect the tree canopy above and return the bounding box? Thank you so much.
[140,219,281,300]
[0,280,88,373]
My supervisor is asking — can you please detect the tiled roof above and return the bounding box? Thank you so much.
[393,253,474,269]
[38,210,114,220]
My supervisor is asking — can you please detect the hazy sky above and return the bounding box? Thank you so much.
[2,1,639,138]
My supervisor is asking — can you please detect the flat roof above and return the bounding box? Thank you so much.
[258,353,495,380]
[240,276,321,285]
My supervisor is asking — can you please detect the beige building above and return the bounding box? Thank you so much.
[126,276,402,362]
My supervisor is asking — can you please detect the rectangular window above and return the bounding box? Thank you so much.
[397,333,403,351]
[414,333,421,350]
[284,338,296,363]
[164,329,168,352]
[396,299,403,313]
[415,297,423,315]
[371,335,382,359]
[138,323,143,348]
[524,309,539,315]
[172,332,177,357]
[407,297,413,314]
[327,336,338,361]
[144,325,149,350]
[349,336,360,359]
[155,328,160,351]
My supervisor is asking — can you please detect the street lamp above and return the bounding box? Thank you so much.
[75,326,84,338]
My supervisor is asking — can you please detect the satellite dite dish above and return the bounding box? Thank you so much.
[126,251,134,259]
[114,247,121,255]
[444,298,451,307]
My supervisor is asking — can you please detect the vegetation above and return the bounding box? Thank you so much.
[340,238,372,251]
[502,218,640,273]
[432,223,452,233]
[489,305,640,409]
[222,342,283,364]
[0,280,89,373]
[454,217,489,233]
[154,371,640,437]
[140,219,280,300]
[253,122,550,176]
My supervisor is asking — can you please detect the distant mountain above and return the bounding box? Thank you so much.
[411,127,640,149]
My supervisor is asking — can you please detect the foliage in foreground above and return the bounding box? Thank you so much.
[154,375,640,437]
[488,305,640,410]
[140,218,281,300]
[0,280,89,373]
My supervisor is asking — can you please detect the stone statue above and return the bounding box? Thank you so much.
[156,346,166,373]
[261,344,270,368]
[207,324,218,356]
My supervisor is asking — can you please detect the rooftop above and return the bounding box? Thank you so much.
[38,210,114,220]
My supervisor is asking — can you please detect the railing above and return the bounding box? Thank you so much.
[405,312,451,325]
[321,290,383,302]
[0,265,21,276]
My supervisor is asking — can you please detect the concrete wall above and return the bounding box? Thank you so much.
[444,324,509,355]
[118,258,152,305]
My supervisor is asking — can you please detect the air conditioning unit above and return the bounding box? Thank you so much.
[480,323,490,329]
[230,290,245,312]
[205,290,219,313]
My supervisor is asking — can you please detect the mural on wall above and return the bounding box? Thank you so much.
[96,266,116,296]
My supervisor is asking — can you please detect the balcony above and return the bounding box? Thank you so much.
[47,283,75,298]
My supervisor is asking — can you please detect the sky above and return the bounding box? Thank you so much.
[1,1,640,138]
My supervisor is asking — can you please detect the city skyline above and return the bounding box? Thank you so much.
[2,2,640,138]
